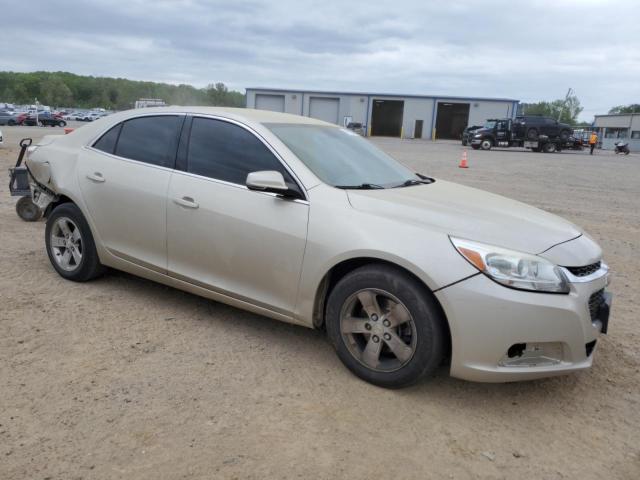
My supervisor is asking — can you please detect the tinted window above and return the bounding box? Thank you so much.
[115,115,182,167]
[187,117,294,185]
[92,123,122,154]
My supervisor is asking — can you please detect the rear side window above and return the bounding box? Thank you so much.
[187,117,294,185]
[92,123,122,154]
[115,115,182,168]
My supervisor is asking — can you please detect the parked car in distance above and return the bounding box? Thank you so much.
[0,110,20,126]
[21,115,67,127]
[26,107,612,388]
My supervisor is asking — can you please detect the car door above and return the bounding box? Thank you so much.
[166,116,309,316]
[77,114,184,272]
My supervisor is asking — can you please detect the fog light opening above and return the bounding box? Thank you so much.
[585,340,597,357]
[507,343,526,358]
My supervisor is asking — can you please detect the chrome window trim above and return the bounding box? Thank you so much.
[561,262,609,284]
[85,111,309,202]
[87,112,185,147]
[169,168,309,205]
[83,145,178,174]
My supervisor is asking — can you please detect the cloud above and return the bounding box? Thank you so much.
[1,0,638,119]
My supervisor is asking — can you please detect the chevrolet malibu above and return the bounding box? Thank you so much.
[25,107,612,388]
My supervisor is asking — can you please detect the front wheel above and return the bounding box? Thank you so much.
[326,264,446,388]
[45,203,105,282]
[57,120,67,127]
[480,139,493,150]
[542,142,557,153]
[526,128,539,140]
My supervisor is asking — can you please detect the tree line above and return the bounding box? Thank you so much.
[0,71,245,110]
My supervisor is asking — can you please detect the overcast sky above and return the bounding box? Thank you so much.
[2,0,638,120]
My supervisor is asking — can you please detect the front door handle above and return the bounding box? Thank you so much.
[173,196,199,209]
[86,172,105,183]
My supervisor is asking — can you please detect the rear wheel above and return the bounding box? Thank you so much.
[542,142,556,153]
[45,203,105,281]
[326,264,446,388]
[560,129,571,141]
[526,128,539,140]
[58,120,67,127]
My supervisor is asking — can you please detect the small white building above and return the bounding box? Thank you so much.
[246,88,518,140]
[594,113,640,151]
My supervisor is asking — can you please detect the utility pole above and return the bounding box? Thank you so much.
[559,88,574,122]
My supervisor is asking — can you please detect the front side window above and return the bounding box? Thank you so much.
[187,117,295,186]
[114,115,182,167]
[266,124,419,188]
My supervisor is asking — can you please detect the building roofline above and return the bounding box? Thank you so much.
[246,87,519,103]
[594,113,639,118]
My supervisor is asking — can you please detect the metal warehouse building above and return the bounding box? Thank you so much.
[246,88,518,140]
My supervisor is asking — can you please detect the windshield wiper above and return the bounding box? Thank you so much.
[335,183,385,190]
[393,178,433,188]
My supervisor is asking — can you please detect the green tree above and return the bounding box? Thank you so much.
[0,71,246,110]
[39,76,73,106]
[608,104,640,114]
[521,93,583,124]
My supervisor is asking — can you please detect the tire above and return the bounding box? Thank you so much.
[45,203,105,282]
[325,264,446,388]
[560,129,571,141]
[58,120,67,127]
[15,196,42,222]
[38,121,44,127]
[526,128,539,140]
[542,142,556,153]
[480,139,493,150]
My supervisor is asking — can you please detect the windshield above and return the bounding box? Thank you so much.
[266,124,419,188]
[483,120,496,129]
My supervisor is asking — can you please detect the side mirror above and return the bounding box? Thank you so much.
[246,170,288,191]
[246,170,301,199]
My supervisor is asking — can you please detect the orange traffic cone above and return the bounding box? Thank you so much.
[459,149,469,168]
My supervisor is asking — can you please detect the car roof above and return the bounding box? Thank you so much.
[119,106,332,127]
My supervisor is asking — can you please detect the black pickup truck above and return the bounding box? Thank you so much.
[469,116,573,152]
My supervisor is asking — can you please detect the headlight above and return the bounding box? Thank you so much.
[474,134,482,138]
[450,237,569,293]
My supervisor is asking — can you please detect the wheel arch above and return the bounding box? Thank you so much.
[311,256,452,356]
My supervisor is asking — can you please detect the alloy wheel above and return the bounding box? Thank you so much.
[50,216,83,271]
[340,288,417,372]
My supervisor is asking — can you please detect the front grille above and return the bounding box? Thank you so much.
[589,289,605,321]
[567,261,601,277]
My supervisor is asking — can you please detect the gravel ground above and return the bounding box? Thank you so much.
[1,124,639,479]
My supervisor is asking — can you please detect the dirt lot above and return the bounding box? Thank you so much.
[1,124,639,479]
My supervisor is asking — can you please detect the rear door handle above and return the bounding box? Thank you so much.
[86,172,105,183]
[173,196,199,209]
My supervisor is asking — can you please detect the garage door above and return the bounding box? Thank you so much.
[255,94,285,112]
[309,97,339,124]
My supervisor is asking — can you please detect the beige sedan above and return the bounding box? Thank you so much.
[25,107,611,387]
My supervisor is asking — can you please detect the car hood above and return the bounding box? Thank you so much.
[347,180,582,254]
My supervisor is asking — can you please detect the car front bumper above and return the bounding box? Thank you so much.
[435,267,611,382]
